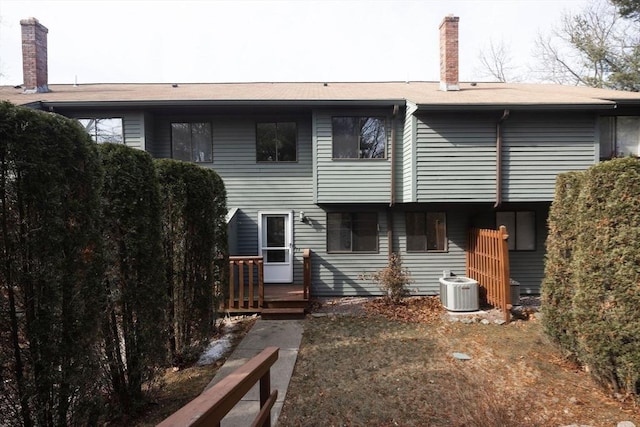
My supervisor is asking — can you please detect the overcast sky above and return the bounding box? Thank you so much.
[0,0,589,86]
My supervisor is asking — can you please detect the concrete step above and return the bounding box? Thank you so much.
[261,307,306,320]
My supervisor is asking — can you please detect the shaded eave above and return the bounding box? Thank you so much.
[33,98,408,110]
[414,102,618,111]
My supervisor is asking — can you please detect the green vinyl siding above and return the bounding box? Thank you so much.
[502,113,596,201]
[122,112,144,150]
[314,110,393,204]
[415,113,497,202]
[397,208,468,294]
[150,113,316,285]
[400,103,417,203]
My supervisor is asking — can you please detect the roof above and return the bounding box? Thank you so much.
[1,81,639,109]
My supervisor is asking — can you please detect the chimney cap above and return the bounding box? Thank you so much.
[20,17,48,30]
[439,15,459,28]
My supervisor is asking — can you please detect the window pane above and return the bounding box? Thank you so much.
[266,216,285,247]
[327,213,351,252]
[426,212,446,251]
[257,123,277,161]
[265,249,286,263]
[332,117,358,158]
[277,122,297,161]
[353,212,377,251]
[78,117,123,144]
[191,122,212,162]
[359,117,386,158]
[257,122,297,162]
[406,212,426,252]
[171,123,191,161]
[516,212,536,251]
[496,212,516,251]
[616,117,640,157]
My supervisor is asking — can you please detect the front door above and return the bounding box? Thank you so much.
[258,211,293,283]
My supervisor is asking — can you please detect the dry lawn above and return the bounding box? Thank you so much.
[278,297,639,427]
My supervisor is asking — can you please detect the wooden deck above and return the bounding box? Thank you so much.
[224,283,308,318]
[225,254,311,319]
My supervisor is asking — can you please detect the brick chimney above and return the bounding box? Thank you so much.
[439,15,459,91]
[21,17,49,93]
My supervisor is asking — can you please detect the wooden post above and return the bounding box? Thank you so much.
[303,249,311,300]
[498,225,511,323]
[229,260,235,309]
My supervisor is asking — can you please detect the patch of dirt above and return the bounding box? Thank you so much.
[131,315,257,426]
[279,296,639,427]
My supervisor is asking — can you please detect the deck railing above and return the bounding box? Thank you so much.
[466,225,511,323]
[302,249,311,299]
[228,256,264,311]
[158,346,279,427]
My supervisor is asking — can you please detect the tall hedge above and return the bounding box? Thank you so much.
[543,157,640,399]
[541,171,583,357]
[0,102,105,425]
[98,144,167,415]
[155,159,227,365]
[571,158,640,397]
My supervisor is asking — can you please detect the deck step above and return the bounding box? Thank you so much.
[261,307,306,320]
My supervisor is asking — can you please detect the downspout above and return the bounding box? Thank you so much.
[494,109,510,209]
[388,104,399,258]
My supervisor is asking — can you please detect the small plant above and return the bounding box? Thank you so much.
[367,253,413,304]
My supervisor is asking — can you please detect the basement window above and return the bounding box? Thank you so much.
[496,211,536,251]
[78,117,124,144]
[332,117,386,159]
[171,122,213,163]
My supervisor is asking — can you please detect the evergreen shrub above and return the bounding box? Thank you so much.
[155,159,227,365]
[542,157,640,400]
[98,143,167,415]
[541,172,583,357]
[0,102,105,425]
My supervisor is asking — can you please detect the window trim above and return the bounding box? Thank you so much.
[331,116,388,160]
[496,211,536,252]
[170,121,213,163]
[326,212,379,253]
[405,211,448,253]
[255,121,298,163]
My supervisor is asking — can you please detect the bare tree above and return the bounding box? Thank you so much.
[533,0,640,91]
[478,39,521,83]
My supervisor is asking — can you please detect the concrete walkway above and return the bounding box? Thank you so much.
[204,319,304,426]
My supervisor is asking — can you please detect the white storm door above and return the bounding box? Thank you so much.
[258,211,293,283]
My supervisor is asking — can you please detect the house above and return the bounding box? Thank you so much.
[3,16,640,298]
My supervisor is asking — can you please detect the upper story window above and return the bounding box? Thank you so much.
[406,212,447,252]
[171,122,212,163]
[496,211,536,251]
[256,122,297,162]
[332,117,386,159]
[599,116,640,160]
[78,118,124,144]
[327,212,378,253]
